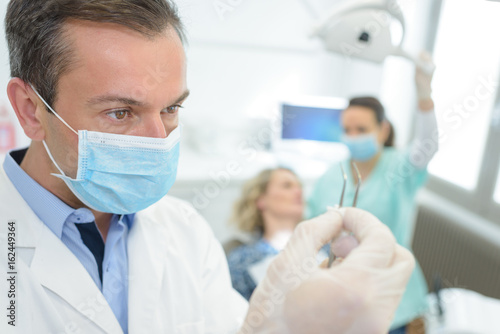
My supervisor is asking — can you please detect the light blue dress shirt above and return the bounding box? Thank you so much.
[3,149,133,333]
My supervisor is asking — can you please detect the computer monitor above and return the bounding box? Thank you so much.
[281,96,347,143]
[272,96,349,169]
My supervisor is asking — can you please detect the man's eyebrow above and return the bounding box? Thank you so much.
[86,95,145,107]
[173,90,190,104]
[86,90,190,107]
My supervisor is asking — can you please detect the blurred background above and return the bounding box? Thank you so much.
[1,0,500,331]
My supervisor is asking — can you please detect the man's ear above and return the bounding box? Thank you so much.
[7,78,46,141]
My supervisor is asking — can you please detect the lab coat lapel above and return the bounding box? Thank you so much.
[29,225,123,334]
[128,212,166,332]
[0,167,123,334]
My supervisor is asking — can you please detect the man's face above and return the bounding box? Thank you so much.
[41,20,188,178]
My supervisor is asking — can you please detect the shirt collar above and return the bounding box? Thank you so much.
[3,148,135,237]
[120,213,135,230]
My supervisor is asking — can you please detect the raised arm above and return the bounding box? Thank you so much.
[409,52,439,170]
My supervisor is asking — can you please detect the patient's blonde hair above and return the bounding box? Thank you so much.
[231,167,294,234]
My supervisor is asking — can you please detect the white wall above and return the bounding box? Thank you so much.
[176,0,383,148]
[175,0,435,155]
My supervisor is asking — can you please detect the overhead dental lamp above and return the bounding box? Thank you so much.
[308,0,435,73]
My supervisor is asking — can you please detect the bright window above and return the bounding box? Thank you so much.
[495,168,500,204]
[428,0,500,190]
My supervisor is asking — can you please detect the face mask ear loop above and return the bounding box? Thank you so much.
[29,84,78,135]
[42,140,68,177]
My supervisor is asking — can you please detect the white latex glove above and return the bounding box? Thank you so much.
[415,51,435,101]
[238,208,415,334]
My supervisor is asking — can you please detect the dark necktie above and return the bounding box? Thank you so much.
[75,222,105,283]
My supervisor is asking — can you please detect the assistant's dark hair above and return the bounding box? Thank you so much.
[5,0,185,108]
[348,96,395,147]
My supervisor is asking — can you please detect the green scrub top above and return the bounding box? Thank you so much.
[308,147,429,329]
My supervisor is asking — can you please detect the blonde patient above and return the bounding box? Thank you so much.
[227,167,304,300]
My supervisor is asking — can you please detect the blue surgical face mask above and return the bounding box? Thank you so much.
[341,133,380,162]
[32,85,180,214]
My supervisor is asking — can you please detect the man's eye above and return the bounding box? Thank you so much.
[163,105,183,114]
[107,110,130,120]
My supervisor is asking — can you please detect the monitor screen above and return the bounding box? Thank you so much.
[281,103,344,143]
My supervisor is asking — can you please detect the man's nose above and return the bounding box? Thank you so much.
[144,115,167,138]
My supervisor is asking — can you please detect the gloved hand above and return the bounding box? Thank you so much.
[238,207,415,334]
[415,51,435,102]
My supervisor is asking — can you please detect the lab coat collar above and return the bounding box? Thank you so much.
[0,166,123,334]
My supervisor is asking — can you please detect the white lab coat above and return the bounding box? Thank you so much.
[0,165,248,334]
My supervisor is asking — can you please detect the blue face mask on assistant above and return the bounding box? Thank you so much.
[32,86,180,214]
[341,133,379,162]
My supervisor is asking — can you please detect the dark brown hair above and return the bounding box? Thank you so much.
[348,96,395,147]
[5,0,185,107]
